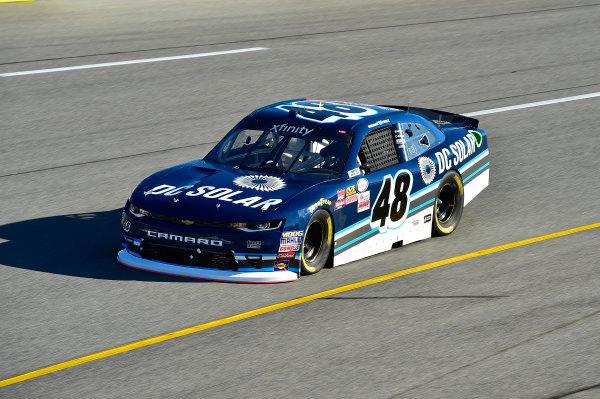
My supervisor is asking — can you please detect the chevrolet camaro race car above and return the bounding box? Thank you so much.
[118,100,489,282]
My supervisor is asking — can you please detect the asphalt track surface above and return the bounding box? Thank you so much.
[1,0,599,397]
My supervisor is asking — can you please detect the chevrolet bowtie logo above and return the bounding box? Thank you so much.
[181,220,194,225]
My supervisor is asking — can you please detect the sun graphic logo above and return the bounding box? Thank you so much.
[418,157,436,185]
[232,175,286,192]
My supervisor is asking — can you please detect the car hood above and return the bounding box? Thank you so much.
[129,162,318,222]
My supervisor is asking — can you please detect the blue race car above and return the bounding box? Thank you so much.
[118,100,489,282]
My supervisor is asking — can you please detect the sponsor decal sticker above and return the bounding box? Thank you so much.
[308,198,332,213]
[334,200,345,210]
[412,219,419,226]
[345,185,357,196]
[247,240,261,249]
[232,175,286,192]
[274,260,289,270]
[280,236,302,245]
[149,184,283,210]
[367,119,390,128]
[357,178,369,193]
[357,191,370,213]
[276,252,296,260]
[418,156,436,185]
[337,189,346,201]
[424,214,432,223]
[435,134,477,174]
[347,168,361,178]
[281,230,304,238]
[271,123,314,136]
[345,193,358,205]
[279,244,300,252]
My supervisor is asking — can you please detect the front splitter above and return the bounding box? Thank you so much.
[117,249,298,283]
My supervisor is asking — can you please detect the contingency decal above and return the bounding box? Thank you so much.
[345,185,357,196]
[232,175,286,192]
[370,169,413,233]
[274,260,289,270]
[148,184,283,210]
[279,244,300,252]
[357,191,370,213]
[276,252,295,260]
[357,178,369,193]
[345,194,358,205]
[344,184,358,205]
[418,156,436,185]
[280,230,303,248]
[275,100,379,124]
[281,230,304,238]
[347,168,361,178]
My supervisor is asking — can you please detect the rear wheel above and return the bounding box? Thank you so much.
[432,171,464,236]
[301,210,333,275]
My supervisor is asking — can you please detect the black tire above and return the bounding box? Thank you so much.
[432,170,464,236]
[301,209,333,275]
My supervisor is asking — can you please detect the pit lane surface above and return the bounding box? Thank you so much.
[1,0,599,397]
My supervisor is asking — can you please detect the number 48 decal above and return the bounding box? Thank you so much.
[370,170,412,233]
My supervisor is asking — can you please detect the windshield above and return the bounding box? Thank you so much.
[206,121,352,178]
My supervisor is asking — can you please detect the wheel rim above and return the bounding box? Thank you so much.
[436,183,456,223]
[303,220,324,263]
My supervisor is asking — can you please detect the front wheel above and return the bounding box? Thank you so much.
[432,170,464,236]
[301,210,333,275]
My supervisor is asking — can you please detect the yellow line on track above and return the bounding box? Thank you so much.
[1,221,598,388]
[0,0,34,3]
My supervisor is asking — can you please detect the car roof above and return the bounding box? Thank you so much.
[248,99,406,134]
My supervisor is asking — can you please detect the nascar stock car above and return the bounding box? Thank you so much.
[118,100,489,283]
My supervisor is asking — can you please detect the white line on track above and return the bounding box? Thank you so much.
[464,92,600,116]
[0,47,268,77]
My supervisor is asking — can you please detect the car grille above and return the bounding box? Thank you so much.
[127,241,239,271]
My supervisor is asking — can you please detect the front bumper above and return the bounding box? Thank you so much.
[118,249,298,283]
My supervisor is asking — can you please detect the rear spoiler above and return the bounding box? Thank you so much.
[378,105,479,129]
